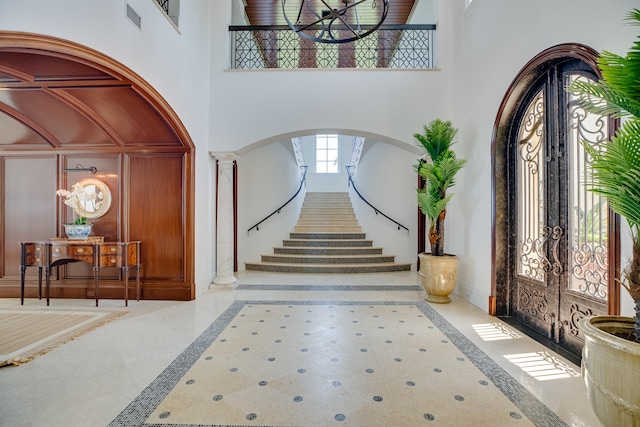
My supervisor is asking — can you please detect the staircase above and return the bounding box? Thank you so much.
[245,192,411,273]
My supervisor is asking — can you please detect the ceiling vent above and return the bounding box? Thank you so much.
[126,3,142,29]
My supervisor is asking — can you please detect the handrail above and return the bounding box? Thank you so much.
[247,166,308,234]
[346,166,409,232]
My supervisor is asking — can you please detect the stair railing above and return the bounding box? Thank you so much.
[247,165,308,234]
[346,166,409,232]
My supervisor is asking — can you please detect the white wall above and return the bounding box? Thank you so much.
[238,141,304,269]
[209,2,452,153]
[350,140,420,267]
[449,0,639,311]
[0,0,216,292]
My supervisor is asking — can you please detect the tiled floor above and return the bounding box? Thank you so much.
[0,271,602,427]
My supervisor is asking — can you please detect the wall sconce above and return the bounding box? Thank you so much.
[63,164,97,174]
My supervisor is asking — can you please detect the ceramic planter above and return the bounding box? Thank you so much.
[418,253,459,303]
[580,316,640,427]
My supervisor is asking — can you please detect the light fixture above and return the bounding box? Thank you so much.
[282,0,389,44]
[63,164,97,174]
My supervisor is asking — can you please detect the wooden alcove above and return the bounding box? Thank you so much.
[0,31,195,301]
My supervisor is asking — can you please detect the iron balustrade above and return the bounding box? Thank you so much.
[230,24,436,70]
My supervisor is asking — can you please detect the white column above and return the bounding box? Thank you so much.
[212,152,238,286]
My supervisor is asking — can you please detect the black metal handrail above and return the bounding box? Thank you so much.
[346,166,409,232]
[247,166,308,234]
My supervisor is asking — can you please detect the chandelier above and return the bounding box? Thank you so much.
[281,0,390,44]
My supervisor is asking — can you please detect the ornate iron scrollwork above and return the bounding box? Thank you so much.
[519,225,564,280]
[565,303,594,338]
[518,286,552,323]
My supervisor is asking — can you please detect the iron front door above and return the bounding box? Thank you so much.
[509,60,614,358]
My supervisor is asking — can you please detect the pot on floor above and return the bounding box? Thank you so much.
[418,253,459,304]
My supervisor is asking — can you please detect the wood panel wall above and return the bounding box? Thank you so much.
[0,151,194,301]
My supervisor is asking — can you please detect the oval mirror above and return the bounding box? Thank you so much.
[76,178,112,219]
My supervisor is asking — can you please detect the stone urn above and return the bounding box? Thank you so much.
[580,316,640,427]
[418,253,459,303]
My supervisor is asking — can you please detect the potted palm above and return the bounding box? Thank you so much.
[414,119,466,303]
[567,8,640,427]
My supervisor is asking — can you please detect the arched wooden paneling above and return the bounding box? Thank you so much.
[0,31,195,302]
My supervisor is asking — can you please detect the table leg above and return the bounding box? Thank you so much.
[45,266,51,306]
[20,265,26,305]
[94,267,100,307]
[38,267,43,300]
[124,267,129,307]
[136,266,141,302]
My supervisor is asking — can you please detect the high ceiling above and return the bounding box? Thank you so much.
[244,0,417,26]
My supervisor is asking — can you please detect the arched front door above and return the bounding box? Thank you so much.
[492,44,620,359]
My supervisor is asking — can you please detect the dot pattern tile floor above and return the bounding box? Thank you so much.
[111,300,565,427]
[0,271,602,427]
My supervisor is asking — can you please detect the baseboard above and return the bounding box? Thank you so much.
[454,280,489,313]
[196,273,216,296]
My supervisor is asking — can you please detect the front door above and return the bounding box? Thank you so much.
[507,58,616,358]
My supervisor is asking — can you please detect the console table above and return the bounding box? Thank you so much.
[19,240,141,307]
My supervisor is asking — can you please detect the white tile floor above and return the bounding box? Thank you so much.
[0,271,602,427]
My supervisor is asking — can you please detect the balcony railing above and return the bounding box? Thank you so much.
[229,24,436,70]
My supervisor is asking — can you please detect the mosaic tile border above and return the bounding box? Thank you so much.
[109,300,567,427]
[235,284,422,292]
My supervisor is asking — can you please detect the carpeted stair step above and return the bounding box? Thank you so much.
[243,262,411,274]
[290,232,366,240]
[293,226,363,233]
[274,246,383,255]
[282,239,374,247]
[261,254,397,264]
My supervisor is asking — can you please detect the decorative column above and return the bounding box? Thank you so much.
[212,152,238,286]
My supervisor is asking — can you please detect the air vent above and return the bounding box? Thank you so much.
[126,4,142,29]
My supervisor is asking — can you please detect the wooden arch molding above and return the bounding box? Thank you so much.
[0,31,194,150]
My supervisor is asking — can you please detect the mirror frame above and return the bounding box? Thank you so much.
[76,178,112,219]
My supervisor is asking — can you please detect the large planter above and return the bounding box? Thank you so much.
[580,316,640,427]
[418,253,459,303]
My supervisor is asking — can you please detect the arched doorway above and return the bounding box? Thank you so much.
[0,31,196,301]
[491,44,620,360]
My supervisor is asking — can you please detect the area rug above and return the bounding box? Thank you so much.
[110,300,569,427]
[0,308,127,366]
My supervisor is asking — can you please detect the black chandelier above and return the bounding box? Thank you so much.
[281,0,390,44]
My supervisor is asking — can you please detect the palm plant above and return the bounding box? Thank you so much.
[567,8,640,341]
[414,119,466,256]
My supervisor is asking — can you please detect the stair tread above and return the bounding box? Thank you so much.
[245,262,411,267]
[264,253,391,258]
[274,246,383,249]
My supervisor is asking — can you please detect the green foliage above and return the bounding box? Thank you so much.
[414,119,466,256]
[567,9,640,313]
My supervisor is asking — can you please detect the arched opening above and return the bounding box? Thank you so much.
[491,43,620,360]
[0,31,196,301]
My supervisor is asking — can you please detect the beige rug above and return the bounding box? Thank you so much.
[0,308,127,366]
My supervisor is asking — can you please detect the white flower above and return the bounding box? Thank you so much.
[56,182,104,220]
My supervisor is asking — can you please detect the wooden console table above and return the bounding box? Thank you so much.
[19,240,141,307]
